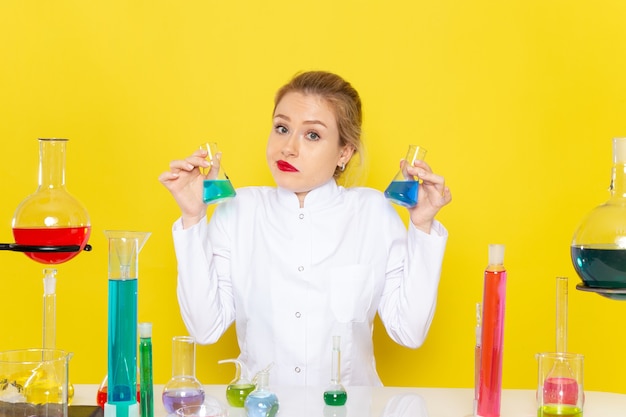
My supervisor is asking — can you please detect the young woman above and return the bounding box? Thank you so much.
[159,71,452,386]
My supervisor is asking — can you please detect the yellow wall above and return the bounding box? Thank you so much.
[2,0,626,394]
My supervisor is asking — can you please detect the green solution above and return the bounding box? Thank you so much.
[226,383,256,407]
[108,278,138,407]
[203,179,236,204]
[323,390,348,406]
[139,323,154,417]
[323,335,347,406]
[538,404,582,417]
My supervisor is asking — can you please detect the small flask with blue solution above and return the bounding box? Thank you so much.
[384,144,427,208]
[244,365,279,417]
[218,358,255,407]
[200,142,236,205]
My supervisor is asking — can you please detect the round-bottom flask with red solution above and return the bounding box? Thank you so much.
[12,138,91,264]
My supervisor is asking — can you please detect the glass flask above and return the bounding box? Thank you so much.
[323,336,347,406]
[12,138,91,264]
[571,137,626,290]
[162,336,205,414]
[384,145,427,208]
[218,358,255,407]
[244,368,279,417]
[96,373,141,410]
[176,404,225,417]
[200,142,236,205]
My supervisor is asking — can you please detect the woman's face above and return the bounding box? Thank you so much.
[267,92,353,199]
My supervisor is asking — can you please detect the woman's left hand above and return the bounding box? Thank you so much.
[404,159,452,233]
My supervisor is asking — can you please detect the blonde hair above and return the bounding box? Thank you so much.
[274,71,363,179]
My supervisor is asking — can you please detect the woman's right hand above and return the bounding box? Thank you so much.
[158,148,221,228]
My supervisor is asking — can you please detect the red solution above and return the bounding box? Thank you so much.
[96,385,142,409]
[12,226,91,264]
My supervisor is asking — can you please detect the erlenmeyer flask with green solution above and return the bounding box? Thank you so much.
[200,142,236,205]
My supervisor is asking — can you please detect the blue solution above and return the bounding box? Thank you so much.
[384,180,419,208]
[571,245,626,288]
[244,392,279,417]
[108,278,138,409]
[203,179,236,204]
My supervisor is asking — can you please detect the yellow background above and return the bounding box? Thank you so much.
[2,0,626,395]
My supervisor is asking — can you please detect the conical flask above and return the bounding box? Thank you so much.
[200,142,236,205]
[12,138,91,264]
[384,145,427,208]
[104,230,151,417]
[571,137,626,290]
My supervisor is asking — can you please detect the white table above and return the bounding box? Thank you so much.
[73,384,626,417]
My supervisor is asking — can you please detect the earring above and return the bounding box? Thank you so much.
[340,162,345,172]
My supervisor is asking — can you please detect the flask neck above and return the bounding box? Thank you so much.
[38,138,67,189]
[330,347,341,385]
[609,138,626,200]
[255,371,270,391]
[609,162,626,200]
[610,163,626,200]
[171,336,196,377]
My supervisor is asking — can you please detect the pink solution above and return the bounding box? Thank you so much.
[474,302,482,415]
[543,377,578,405]
[477,245,507,417]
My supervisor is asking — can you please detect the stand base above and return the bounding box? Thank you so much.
[104,402,139,417]
[576,283,626,300]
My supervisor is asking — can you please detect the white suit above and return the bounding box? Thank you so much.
[173,180,447,386]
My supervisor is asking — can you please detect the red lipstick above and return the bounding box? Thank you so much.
[277,160,299,172]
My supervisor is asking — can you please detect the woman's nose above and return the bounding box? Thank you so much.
[281,133,299,156]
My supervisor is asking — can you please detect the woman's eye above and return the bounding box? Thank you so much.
[306,131,320,141]
[275,125,288,134]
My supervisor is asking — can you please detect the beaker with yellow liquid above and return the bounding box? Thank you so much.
[0,349,72,417]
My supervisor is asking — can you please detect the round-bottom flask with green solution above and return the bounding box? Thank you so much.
[323,336,347,406]
[324,389,348,406]
[218,359,255,407]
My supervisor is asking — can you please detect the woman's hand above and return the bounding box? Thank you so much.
[158,148,221,228]
[404,159,452,234]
